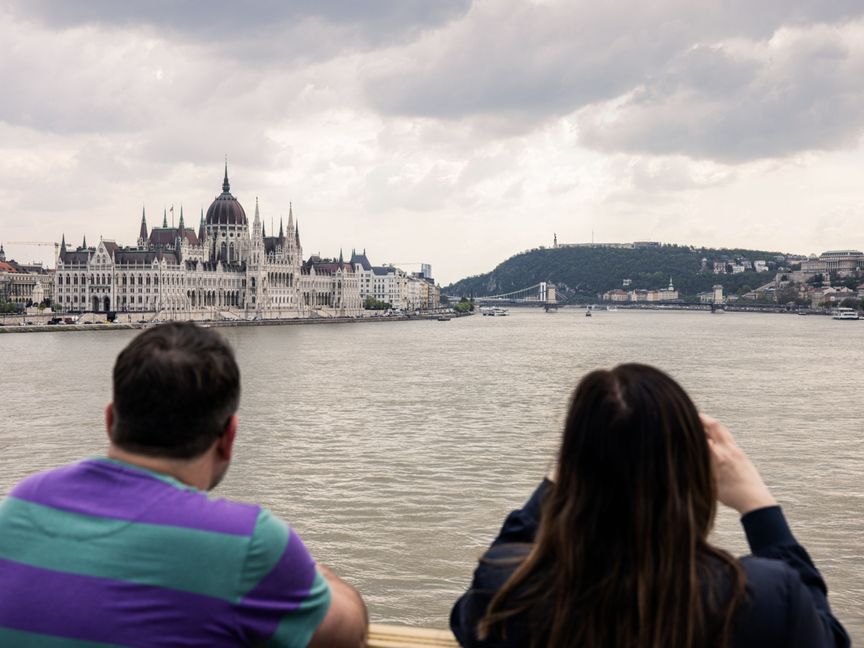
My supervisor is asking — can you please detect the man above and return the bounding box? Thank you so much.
[0,322,368,647]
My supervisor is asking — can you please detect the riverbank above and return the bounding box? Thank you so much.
[496,302,855,316]
[0,312,472,334]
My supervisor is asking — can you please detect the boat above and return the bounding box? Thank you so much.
[436,315,451,322]
[832,307,860,320]
[482,307,510,317]
[585,305,593,317]
[606,306,618,312]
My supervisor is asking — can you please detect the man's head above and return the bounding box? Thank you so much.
[109,322,240,465]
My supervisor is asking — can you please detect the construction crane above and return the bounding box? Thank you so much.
[7,241,60,266]
[9,241,58,247]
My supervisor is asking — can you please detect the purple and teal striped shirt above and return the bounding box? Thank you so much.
[0,458,331,647]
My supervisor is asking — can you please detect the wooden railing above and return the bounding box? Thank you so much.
[368,623,458,648]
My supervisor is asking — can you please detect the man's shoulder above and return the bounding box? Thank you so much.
[7,459,264,538]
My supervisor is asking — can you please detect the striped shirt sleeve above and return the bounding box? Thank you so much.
[234,509,332,648]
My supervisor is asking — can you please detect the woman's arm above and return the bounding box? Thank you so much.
[450,479,550,646]
[703,415,850,647]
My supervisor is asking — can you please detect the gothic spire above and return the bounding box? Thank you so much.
[178,205,185,231]
[162,208,168,228]
[339,248,344,264]
[60,234,66,254]
[82,234,87,249]
[278,217,284,240]
[198,208,205,241]
[139,206,148,241]
[222,156,230,193]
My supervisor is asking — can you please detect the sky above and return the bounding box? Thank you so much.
[1,0,863,285]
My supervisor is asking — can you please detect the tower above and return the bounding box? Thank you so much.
[138,207,148,247]
[247,197,267,312]
[204,159,249,264]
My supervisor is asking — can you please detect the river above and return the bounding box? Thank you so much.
[1,309,861,640]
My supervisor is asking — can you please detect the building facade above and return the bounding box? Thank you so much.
[54,169,364,319]
[0,248,54,306]
[350,251,439,311]
[800,250,864,277]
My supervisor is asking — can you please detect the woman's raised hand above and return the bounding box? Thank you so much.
[701,414,777,515]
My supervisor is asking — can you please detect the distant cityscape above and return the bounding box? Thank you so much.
[0,167,442,321]
[551,235,864,309]
[4,217,864,321]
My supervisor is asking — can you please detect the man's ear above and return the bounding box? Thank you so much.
[105,403,114,442]
[216,415,238,461]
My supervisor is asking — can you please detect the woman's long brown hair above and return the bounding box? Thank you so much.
[478,364,746,647]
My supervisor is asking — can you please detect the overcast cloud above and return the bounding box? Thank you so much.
[1,0,863,283]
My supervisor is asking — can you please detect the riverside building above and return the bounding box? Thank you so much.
[53,167,365,320]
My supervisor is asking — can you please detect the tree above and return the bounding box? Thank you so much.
[363,296,391,310]
[839,297,861,310]
[453,297,472,313]
[775,284,799,305]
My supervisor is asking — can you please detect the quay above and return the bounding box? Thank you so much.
[0,311,472,334]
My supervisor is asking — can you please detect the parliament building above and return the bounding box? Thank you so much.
[54,167,363,319]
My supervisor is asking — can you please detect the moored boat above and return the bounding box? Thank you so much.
[832,307,859,320]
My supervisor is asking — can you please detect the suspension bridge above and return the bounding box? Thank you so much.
[451,282,559,310]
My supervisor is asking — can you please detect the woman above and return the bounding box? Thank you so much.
[450,364,849,647]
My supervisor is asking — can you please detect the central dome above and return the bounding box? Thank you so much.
[205,165,247,226]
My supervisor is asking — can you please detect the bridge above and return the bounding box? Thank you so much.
[453,282,559,310]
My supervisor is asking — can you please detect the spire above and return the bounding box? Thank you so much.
[278,217,284,240]
[222,156,230,193]
[178,205,185,231]
[295,220,300,245]
[162,208,168,228]
[139,206,148,241]
[60,234,67,254]
[287,202,294,235]
[339,248,344,264]
[199,208,205,240]
[82,235,87,249]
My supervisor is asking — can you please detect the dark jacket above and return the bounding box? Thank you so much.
[450,480,850,647]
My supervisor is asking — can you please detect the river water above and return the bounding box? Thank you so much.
[1,309,862,640]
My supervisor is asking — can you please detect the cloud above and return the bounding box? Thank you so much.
[579,24,864,161]
[364,0,864,161]
[6,1,471,63]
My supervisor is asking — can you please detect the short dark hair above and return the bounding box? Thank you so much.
[111,322,240,459]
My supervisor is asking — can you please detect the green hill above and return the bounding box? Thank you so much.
[445,244,790,303]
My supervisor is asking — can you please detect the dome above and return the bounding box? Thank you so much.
[205,166,247,226]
